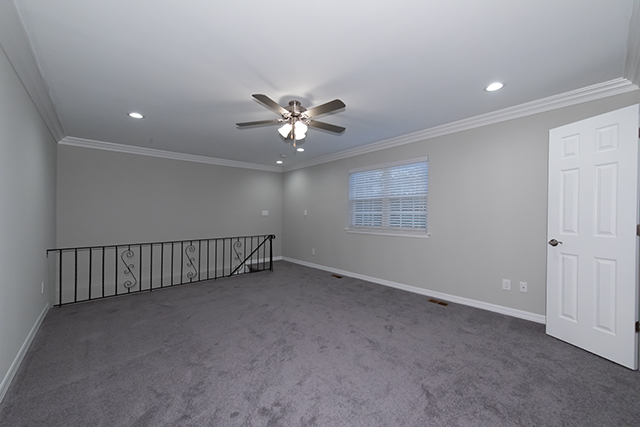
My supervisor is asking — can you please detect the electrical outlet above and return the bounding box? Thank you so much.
[520,281,528,293]
[502,279,511,290]
[312,248,315,255]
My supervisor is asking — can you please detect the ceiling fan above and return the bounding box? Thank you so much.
[236,94,346,145]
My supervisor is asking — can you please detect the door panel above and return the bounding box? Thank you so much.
[546,104,639,369]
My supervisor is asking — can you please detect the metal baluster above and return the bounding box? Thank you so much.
[251,237,255,271]
[89,248,92,300]
[127,245,132,294]
[115,247,119,296]
[138,245,142,292]
[101,247,105,298]
[189,240,194,283]
[150,244,153,292]
[74,249,78,303]
[58,250,62,306]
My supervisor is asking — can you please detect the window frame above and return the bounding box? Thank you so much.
[346,156,429,238]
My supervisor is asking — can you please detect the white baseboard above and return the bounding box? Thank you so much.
[281,257,546,324]
[0,303,49,404]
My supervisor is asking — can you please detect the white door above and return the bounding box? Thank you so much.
[546,104,639,369]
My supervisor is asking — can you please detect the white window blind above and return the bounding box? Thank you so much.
[349,159,428,233]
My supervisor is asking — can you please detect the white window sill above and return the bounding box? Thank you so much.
[344,228,430,238]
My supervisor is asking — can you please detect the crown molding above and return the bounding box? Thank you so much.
[54,77,640,175]
[0,0,65,141]
[283,78,639,172]
[625,0,640,86]
[60,137,283,173]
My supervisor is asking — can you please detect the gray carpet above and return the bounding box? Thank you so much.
[1,261,639,426]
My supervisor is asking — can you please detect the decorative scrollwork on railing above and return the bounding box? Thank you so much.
[184,244,198,279]
[232,239,244,274]
[233,239,243,261]
[120,249,137,289]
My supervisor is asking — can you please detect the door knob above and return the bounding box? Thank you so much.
[548,239,563,247]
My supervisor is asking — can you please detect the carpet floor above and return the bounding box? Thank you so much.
[1,261,639,426]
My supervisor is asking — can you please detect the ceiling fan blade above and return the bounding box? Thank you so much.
[304,99,346,118]
[252,94,288,115]
[236,119,281,127]
[308,120,346,134]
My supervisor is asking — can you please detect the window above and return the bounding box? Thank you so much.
[348,157,428,236]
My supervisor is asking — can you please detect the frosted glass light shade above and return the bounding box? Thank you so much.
[294,121,307,140]
[278,123,292,138]
[279,121,307,140]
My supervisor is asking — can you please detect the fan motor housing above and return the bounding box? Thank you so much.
[285,100,306,117]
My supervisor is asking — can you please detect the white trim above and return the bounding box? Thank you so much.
[280,257,546,324]
[0,303,49,404]
[283,78,639,172]
[345,229,430,238]
[59,137,283,173]
[348,156,428,174]
[625,0,640,86]
[0,1,65,141]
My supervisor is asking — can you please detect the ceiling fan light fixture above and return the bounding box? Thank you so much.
[296,147,305,152]
[128,112,144,119]
[237,94,346,143]
[278,121,308,140]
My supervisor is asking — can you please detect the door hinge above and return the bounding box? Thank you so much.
[637,224,640,237]
[636,321,640,333]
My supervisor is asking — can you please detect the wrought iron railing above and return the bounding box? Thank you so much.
[47,234,275,306]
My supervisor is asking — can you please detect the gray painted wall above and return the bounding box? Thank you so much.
[282,91,640,317]
[56,145,283,256]
[0,45,56,397]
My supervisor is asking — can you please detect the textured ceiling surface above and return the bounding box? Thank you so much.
[13,0,636,168]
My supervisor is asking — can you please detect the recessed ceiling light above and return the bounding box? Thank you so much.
[128,112,144,119]
[296,147,305,152]
[485,82,504,92]
[276,160,283,164]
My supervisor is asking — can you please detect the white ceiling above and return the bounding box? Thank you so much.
[10,0,639,169]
